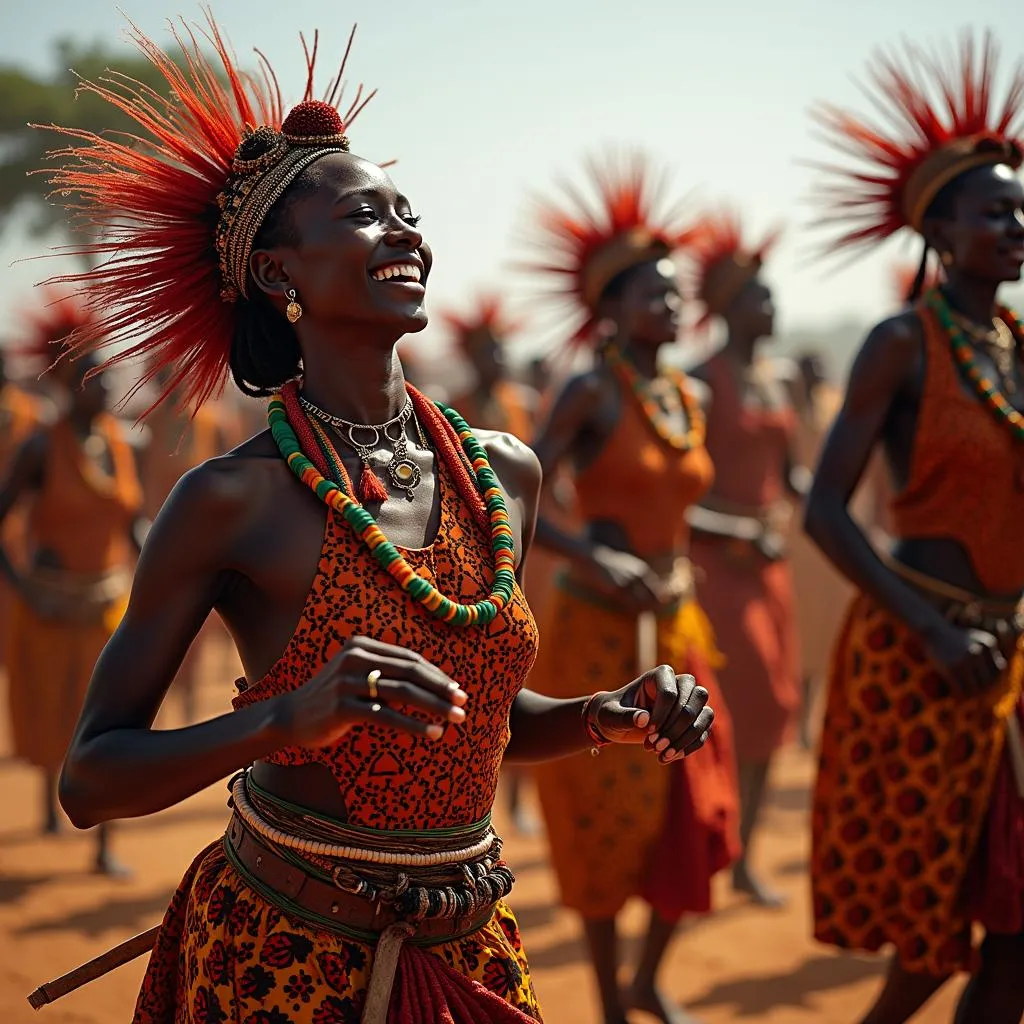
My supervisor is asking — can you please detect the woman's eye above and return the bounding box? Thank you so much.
[350,207,377,222]
[402,213,422,227]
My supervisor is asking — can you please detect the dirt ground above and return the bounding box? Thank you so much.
[0,640,964,1024]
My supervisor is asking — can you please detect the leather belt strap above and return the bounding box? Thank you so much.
[225,812,496,942]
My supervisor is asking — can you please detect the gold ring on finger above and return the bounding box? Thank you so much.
[367,668,381,701]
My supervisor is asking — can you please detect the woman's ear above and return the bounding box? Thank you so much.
[249,248,292,302]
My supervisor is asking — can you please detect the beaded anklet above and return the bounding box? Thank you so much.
[268,383,516,627]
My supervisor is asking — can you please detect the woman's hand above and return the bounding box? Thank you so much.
[588,666,713,763]
[280,636,468,748]
[923,620,1021,696]
[591,545,667,612]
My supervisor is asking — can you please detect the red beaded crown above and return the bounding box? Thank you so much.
[522,153,695,344]
[33,12,378,413]
[810,30,1024,252]
[688,210,779,326]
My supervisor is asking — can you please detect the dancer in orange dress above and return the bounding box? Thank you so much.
[687,212,804,907]
[526,155,739,1024]
[805,33,1024,1023]
[0,349,48,673]
[26,18,716,1021]
[0,291,143,872]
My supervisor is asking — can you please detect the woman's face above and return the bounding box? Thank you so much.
[54,353,107,417]
[251,153,432,336]
[728,276,775,340]
[939,163,1024,283]
[610,258,683,350]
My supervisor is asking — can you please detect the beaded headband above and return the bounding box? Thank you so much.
[522,153,695,345]
[690,210,778,325]
[810,30,1024,253]
[32,13,378,414]
[216,104,351,302]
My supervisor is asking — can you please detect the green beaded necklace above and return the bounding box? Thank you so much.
[267,388,517,627]
[926,288,1024,443]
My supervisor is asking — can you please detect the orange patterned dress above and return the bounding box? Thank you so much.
[812,301,1024,975]
[532,373,739,921]
[134,458,543,1022]
[6,413,141,771]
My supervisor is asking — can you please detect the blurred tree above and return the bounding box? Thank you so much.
[0,39,215,244]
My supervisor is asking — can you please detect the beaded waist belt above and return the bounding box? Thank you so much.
[882,554,1023,631]
[25,565,131,604]
[698,496,792,532]
[225,772,514,1022]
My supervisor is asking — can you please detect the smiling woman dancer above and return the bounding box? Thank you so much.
[32,15,716,1024]
[526,157,739,1024]
[805,33,1024,1024]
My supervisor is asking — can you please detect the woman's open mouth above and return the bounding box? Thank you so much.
[370,262,424,292]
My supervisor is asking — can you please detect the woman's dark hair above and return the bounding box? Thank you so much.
[228,172,318,397]
[907,175,966,303]
[599,258,655,304]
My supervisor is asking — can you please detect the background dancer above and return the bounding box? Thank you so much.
[527,154,739,1024]
[805,33,1024,1024]
[688,211,804,908]
[0,290,142,874]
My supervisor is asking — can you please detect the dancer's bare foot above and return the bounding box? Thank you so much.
[95,825,132,878]
[732,861,786,908]
[627,983,702,1024]
[94,849,133,879]
[42,773,62,834]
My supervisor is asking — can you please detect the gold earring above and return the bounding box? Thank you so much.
[941,251,954,267]
[285,288,303,324]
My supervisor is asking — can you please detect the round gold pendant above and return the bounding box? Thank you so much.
[388,458,421,500]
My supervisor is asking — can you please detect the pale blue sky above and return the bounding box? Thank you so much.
[1,0,1022,356]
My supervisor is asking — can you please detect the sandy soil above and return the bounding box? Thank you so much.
[0,641,964,1023]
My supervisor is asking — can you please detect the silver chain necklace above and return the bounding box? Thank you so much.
[299,395,426,501]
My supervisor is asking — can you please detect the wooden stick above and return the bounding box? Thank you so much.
[1005,709,1024,801]
[636,611,657,678]
[27,925,160,1009]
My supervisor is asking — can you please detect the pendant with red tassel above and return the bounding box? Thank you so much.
[358,460,390,503]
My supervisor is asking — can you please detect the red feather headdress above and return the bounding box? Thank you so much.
[440,295,522,352]
[33,10,378,413]
[18,286,98,366]
[522,153,695,344]
[689,209,779,325]
[810,30,1024,253]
